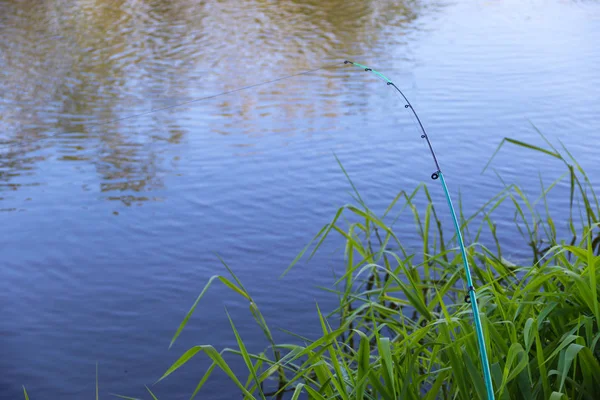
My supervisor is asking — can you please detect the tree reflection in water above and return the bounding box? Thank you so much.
[0,0,423,208]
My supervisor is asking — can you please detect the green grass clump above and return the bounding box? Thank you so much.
[159,136,600,400]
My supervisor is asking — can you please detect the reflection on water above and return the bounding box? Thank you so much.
[0,0,423,207]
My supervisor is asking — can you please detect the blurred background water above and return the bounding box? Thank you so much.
[1,0,599,398]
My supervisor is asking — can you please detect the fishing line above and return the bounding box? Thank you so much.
[0,61,345,151]
[344,60,495,400]
[2,60,494,398]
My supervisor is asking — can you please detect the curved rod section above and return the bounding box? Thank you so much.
[343,61,441,173]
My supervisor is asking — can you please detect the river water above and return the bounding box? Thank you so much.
[1,0,599,398]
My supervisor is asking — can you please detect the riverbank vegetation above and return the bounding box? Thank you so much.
[161,136,600,399]
[25,136,600,399]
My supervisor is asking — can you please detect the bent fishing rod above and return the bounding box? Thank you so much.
[344,60,495,400]
[2,61,493,398]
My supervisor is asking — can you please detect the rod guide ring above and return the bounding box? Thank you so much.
[465,286,475,303]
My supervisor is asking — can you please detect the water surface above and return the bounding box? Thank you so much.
[1,0,599,398]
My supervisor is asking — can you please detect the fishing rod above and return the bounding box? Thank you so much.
[1,58,495,395]
[343,60,495,400]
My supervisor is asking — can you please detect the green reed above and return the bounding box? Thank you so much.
[156,135,600,400]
